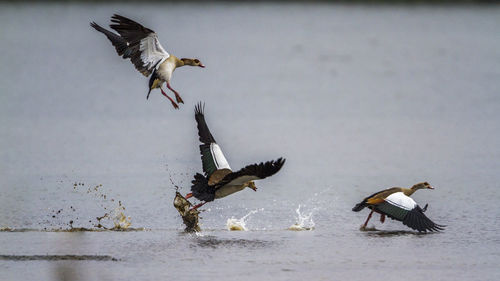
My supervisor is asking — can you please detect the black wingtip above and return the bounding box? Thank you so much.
[276,157,286,170]
[194,102,205,116]
[90,21,102,31]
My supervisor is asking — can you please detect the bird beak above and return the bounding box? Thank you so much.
[428,185,434,189]
[199,63,205,68]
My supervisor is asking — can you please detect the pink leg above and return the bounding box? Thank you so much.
[380,214,385,223]
[167,82,184,104]
[190,202,206,210]
[160,88,179,109]
[185,193,193,199]
[362,209,374,228]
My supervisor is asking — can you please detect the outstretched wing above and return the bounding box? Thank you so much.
[217,158,286,187]
[376,192,445,232]
[108,14,169,77]
[194,103,231,179]
[90,22,132,58]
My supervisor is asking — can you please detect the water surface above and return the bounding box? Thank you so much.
[1,3,500,280]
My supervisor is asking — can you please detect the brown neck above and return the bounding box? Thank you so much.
[403,187,417,196]
[179,58,196,67]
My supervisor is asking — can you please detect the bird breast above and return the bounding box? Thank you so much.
[157,57,177,82]
[215,185,246,199]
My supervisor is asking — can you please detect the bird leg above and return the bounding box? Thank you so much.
[167,82,184,104]
[185,193,193,199]
[190,202,206,210]
[380,214,385,223]
[160,88,179,109]
[362,209,374,229]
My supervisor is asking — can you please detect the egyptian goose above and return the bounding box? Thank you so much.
[90,14,205,109]
[352,182,445,232]
[185,103,286,209]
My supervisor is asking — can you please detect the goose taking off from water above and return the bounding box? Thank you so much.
[185,103,286,210]
[352,182,445,232]
[90,14,205,109]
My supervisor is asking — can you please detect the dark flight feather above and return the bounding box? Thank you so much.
[217,158,285,188]
[190,173,215,202]
[376,202,445,232]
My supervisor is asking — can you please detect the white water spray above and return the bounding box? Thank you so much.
[289,205,315,231]
[226,209,260,231]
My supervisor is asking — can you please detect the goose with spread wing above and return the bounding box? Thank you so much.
[90,14,205,109]
[352,182,445,232]
[185,103,286,210]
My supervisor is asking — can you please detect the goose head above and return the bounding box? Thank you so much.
[181,58,205,68]
[412,181,434,190]
[247,181,257,192]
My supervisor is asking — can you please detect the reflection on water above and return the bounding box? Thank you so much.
[363,229,440,237]
[0,255,118,261]
[0,227,146,232]
[191,236,274,249]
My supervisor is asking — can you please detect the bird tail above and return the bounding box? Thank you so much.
[352,201,366,212]
[191,173,215,202]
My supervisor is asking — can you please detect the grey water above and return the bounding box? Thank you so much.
[1,2,500,280]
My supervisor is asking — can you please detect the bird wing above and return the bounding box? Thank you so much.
[90,22,132,58]
[194,103,231,178]
[109,14,169,77]
[376,192,445,232]
[217,158,286,187]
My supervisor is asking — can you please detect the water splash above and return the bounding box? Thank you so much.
[40,182,136,231]
[111,203,132,230]
[288,205,315,231]
[226,209,261,231]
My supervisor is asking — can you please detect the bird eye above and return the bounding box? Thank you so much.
[194,59,200,63]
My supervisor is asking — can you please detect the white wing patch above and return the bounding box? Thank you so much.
[385,192,417,211]
[139,33,169,70]
[210,143,231,170]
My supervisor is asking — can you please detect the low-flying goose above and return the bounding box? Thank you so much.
[352,182,445,232]
[185,103,286,209]
[90,14,205,109]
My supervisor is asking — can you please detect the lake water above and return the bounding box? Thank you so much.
[1,3,500,280]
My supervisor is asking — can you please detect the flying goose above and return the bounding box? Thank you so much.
[185,103,286,210]
[352,182,445,232]
[90,14,205,109]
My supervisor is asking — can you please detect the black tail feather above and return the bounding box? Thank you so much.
[352,202,366,212]
[147,70,158,99]
[191,173,215,202]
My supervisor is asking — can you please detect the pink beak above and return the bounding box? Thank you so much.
[199,63,205,68]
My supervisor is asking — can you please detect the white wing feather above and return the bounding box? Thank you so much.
[139,34,169,70]
[210,143,231,170]
[385,192,417,211]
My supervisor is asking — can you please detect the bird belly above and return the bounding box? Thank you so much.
[215,185,246,199]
